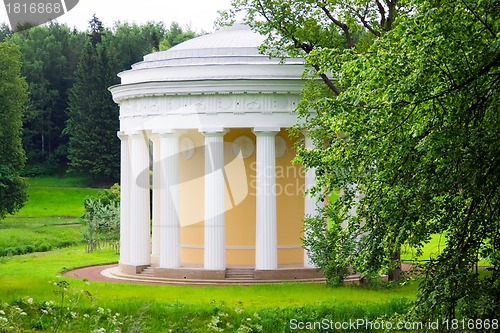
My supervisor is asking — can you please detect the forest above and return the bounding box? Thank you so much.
[0,16,196,183]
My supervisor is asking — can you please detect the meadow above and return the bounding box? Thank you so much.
[0,176,98,257]
[0,176,419,332]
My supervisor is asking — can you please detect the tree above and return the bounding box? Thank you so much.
[8,24,86,173]
[225,0,500,324]
[0,42,29,219]
[0,24,11,42]
[159,22,196,50]
[107,21,167,72]
[66,18,197,183]
[66,16,120,183]
[221,0,407,278]
[219,0,405,94]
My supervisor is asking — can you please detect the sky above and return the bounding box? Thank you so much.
[0,0,233,33]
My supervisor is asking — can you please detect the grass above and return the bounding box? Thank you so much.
[14,187,99,217]
[0,246,417,308]
[0,246,416,332]
[0,176,419,331]
[0,217,83,256]
[13,175,99,217]
[401,234,447,262]
[27,175,92,188]
[0,175,94,256]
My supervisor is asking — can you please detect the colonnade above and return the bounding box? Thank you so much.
[118,128,319,271]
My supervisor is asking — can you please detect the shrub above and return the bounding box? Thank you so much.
[25,245,34,253]
[82,184,120,253]
[0,280,145,333]
[37,243,50,252]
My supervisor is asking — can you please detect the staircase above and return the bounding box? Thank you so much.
[138,266,155,277]
[225,268,255,280]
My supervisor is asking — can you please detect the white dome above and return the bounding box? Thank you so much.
[111,23,306,112]
[130,23,303,69]
[109,22,308,133]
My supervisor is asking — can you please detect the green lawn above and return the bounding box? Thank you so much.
[0,245,417,307]
[0,217,83,256]
[0,175,95,256]
[13,175,99,217]
[15,187,99,217]
[27,175,92,188]
[0,176,420,332]
[401,233,447,261]
[0,245,416,332]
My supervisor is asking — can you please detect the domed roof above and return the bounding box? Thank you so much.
[131,23,303,69]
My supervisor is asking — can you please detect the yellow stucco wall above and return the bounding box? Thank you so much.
[176,129,305,267]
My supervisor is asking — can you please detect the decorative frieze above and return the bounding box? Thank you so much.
[119,93,301,119]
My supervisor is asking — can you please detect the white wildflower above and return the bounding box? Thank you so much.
[97,307,104,314]
[27,298,33,305]
[20,312,27,316]
[0,317,8,323]
[0,310,4,315]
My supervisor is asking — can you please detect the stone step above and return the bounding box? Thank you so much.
[105,266,328,286]
[225,273,255,278]
[139,267,155,276]
[225,268,255,279]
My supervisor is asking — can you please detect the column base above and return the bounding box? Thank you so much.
[119,262,149,275]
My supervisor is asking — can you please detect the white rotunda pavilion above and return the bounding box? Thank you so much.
[109,23,322,280]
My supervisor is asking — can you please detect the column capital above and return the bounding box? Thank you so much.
[253,127,280,135]
[199,128,228,136]
[152,129,184,138]
[117,130,145,140]
[127,130,147,138]
[117,131,127,140]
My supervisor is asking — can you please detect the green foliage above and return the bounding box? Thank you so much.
[82,184,120,253]
[66,18,120,182]
[14,176,98,217]
[8,24,86,170]
[0,244,417,331]
[0,166,28,219]
[6,20,195,180]
[0,41,29,219]
[27,174,91,188]
[231,0,500,325]
[0,217,83,257]
[303,215,350,286]
[159,22,197,50]
[0,281,144,333]
[108,21,167,68]
[65,18,197,183]
[0,23,11,42]
[301,0,500,325]
[0,288,411,332]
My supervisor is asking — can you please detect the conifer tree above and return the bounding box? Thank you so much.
[0,42,28,219]
[66,16,120,183]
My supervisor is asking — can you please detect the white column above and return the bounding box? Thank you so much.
[159,131,181,268]
[151,135,161,257]
[129,132,151,267]
[118,132,131,264]
[254,128,279,270]
[303,135,323,268]
[202,130,226,270]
